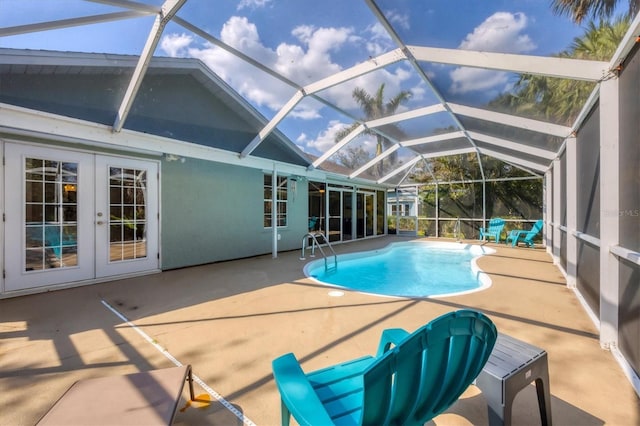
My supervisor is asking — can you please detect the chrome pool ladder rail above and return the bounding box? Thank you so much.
[454,217,461,241]
[300,232,337,271]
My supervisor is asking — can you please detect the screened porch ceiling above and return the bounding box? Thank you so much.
[1,0,636,187]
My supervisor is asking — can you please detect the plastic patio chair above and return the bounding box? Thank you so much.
[271,310,497,426]
[479,218,505,243]
[506,219,544,247]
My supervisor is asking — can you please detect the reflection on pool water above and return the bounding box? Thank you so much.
[304,241,495,298]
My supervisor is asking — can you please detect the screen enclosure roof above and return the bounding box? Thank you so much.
[1,0,638,187]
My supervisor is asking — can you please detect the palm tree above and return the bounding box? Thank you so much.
[334,84,411,176]
[551,0,639,23]
[489,16,630,125]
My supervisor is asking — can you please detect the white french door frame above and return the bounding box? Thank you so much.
[95,156,159,278]
[2,141,160,295]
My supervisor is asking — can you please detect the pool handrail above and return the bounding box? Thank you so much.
[300,232,337,271]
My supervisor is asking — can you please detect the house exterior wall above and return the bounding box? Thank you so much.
[0,53,386,296]
[160,157,308,270]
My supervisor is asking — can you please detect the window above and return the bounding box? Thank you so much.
[391,203,411,216]
[264,174,287,228]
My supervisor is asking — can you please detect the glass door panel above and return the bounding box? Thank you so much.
[108,167,148,262]
[24,159,79,270]
[356,192,364,239]
[365,193,374,237]
[343,191,353,241]
[376,190,385,235]
[328,189,342,242]
[5,143,94,291]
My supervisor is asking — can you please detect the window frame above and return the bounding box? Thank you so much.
[264,174,288,229]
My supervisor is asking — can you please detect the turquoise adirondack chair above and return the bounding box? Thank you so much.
[479,218,505,243]
[506,219,544,247]
[271,310,497,426]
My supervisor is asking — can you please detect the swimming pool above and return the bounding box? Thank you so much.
[304,241,495,298]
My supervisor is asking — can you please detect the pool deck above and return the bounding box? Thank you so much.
[1,236,639,425]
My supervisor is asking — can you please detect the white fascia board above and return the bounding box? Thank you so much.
[448,103,572,138]
[309,124,365,170]
[349,145,400,178]
[408,45,609,82]
[467,131,557,160]
[400,131,466,147]
[421,147,475,159]
[377,156,422,184]
[113,0,186,132]
[0,11,150,37]
[478,147,548,172]
[303,48,406,94]
[0,103,321,178]
[366,104,446,128]
[240,90,304,158]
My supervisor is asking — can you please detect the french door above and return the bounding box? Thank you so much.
[4,143,159,292]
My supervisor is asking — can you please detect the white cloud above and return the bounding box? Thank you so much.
[460,12,535,53]
[159,16,416,156]
[161,16,362,113]
[297,120,347,153]
[385,10,410,31]
[297,120,380,157]
[160,33,193,57]
[449,68,510,94]
[450,12,537,95]
[324,64,414,112]
[237,0,271,11]
[365,21,394,56]
[410,84,426,101]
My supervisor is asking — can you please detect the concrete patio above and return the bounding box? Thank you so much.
[1,236,638,425]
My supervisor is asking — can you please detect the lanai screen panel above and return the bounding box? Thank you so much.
[435,182,482,220]
[457,116,566,152]
[618,45,640,252]
[376,111,461,142]
[429,153,482,182]
[559,150,567,270]
[576,103,601,315]
[479,154,540,180]
[411,138,471,157]
[0,1,158,54]
[474,141,549,172]
[309,64,446,179]
[486,180,543,222]
[617,43,640,378]
[0,0,154,122]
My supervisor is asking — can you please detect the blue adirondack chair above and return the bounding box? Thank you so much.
[506,219,544,247]
[479,218,505,243]
[271,310,497,426]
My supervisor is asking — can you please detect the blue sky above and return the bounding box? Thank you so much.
[0,0,606,159]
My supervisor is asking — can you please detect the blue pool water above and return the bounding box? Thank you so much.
[305,241,494,298]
